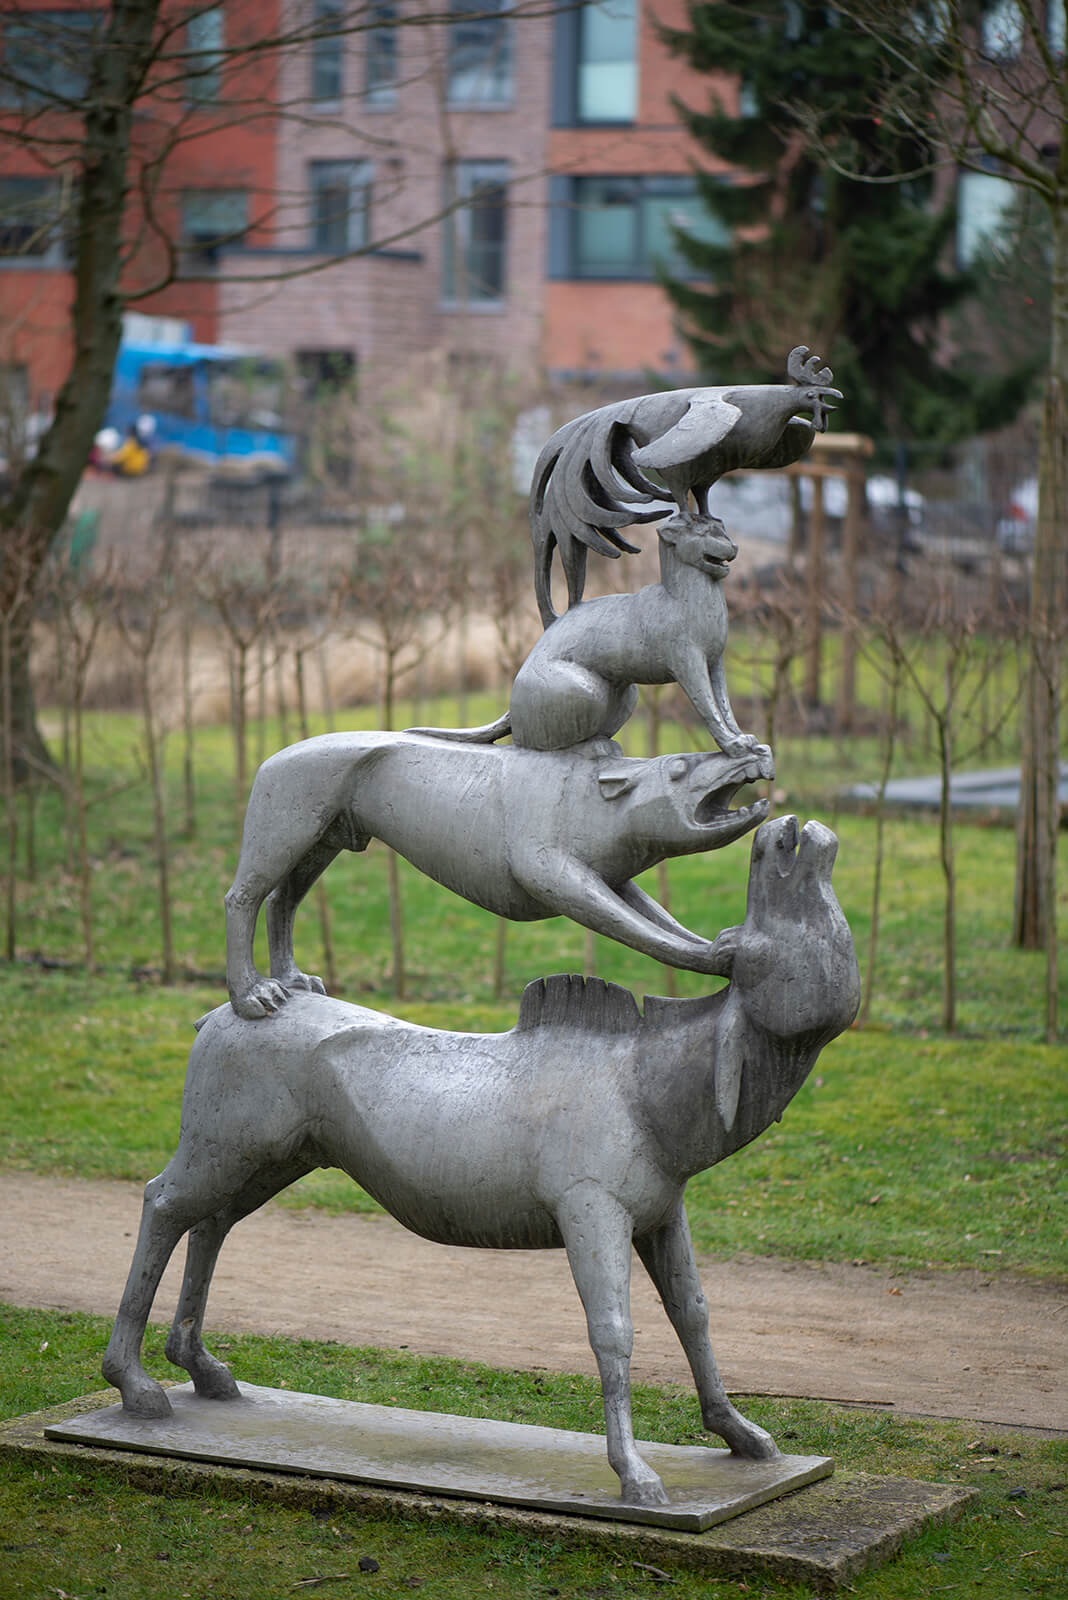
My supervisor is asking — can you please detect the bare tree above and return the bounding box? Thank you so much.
[793,0,1065,1033]
[0,0,555,782]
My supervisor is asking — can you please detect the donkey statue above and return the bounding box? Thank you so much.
[103,814,859,1507]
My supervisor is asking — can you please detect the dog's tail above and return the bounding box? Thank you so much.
[405,710,512,744]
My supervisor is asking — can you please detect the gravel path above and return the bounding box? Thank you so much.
[2,1172,1064,1433]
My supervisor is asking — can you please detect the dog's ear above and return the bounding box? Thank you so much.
[598,764,637,801]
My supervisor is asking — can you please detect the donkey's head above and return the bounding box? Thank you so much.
[734,814,859,1043]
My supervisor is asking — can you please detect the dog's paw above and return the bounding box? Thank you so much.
[230,978,290,1020]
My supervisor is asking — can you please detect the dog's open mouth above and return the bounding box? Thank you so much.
[692,755,769,834]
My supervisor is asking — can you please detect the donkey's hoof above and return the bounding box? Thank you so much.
[620,1467,669,1507]
[119,1376,173,1419]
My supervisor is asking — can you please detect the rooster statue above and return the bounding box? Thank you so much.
[531,346,841,626]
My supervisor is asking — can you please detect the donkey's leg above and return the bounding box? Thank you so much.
[635,1203,777,1459]
[101,1173,202,1418]
[264,835,348,997]
[165,1157,315,1399]
[557,1182,667,1506]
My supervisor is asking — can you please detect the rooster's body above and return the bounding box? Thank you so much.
[530,347,841,626]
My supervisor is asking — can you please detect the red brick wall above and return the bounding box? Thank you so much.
[545,281,690,378]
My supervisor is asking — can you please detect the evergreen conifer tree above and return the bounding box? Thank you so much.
[658,1,1035,444]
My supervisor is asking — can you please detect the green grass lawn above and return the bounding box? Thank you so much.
[1,693,1065,1599]
[1,695,1064,1272]
[2,1306,1066,1600]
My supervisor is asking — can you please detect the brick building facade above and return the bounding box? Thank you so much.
[0,1,730,421]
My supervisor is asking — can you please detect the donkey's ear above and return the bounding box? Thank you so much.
[598,765,637,801]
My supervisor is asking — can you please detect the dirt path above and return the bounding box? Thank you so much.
[2,1173,1064,1433]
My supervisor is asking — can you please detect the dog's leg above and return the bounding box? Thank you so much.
[635,1203,777,1459]
[264,831,354,997]
[530,855,732,974]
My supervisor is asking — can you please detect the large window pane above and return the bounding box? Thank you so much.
[642,178,727,276]
[444,161,508,301]
[957,169,1017,264]
[365,1,398,103]
[310,161,370,253]
[568,174,721,278]
[312,0,343,100]
[574,178,639,276]
[181,189,248,258]
[448,0,513,105]
[187,7,224,104]
[578,0,636,122]
[0,10,98,106]
[0,176,68,260]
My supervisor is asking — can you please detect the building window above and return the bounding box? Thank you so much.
[311,0,343,101]
[365,1,397,104]
[1049,0,1066,53]
[553,1,636,126]
[181,189,248,261]
[551,175,726,280]
[447,0,512,106]
[443,161,508,302]
[956,166,1017,264]
[0,176,70,262]
[297,348,357,397]
[981,0,1024,58]
[309,161,370,253]
[186,7,224,104]
[578,0,636,122]
[0,9,98,106]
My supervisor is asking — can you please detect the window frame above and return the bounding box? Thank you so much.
[185,6,225,106]
[0,8,99,107]
[311,0,344,103]
[446,0,514,108]
[180,188,249,263]
[442,159,509,305]
[309,159,371,255]
[551,173,726,282]
[364,0,398,105]
[0,175,72,265]
[552,1,638,128]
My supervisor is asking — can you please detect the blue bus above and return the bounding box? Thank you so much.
[105,341,297,473]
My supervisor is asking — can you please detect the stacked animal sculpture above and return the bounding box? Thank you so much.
[223,733,770,1020]
[103,815,860,1507]
[410,512,775,765]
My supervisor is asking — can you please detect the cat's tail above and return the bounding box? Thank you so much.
[405,711,512,744]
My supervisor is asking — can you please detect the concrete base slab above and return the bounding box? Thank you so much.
[43,1381,831,1532]
[5,1389,978,1588]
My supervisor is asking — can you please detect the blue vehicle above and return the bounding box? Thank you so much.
[105,341,297,474]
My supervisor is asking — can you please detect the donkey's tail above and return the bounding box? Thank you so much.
[405,710,512,744]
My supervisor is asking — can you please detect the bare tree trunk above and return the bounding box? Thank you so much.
[938,698,956,1035]
[859,658,900,1028]
[837,467,863,733]
[140,659,175,985]
[804,475,826,707]
[646,689,677,996]
[180,601,196,839]
[295,645,337,996]
[493,917,507,1001]
[1013,344,1065,1045]
[387,845,406,1000]
[0,0,162,780]
[317,642,335,733]
[1,610,17,962]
